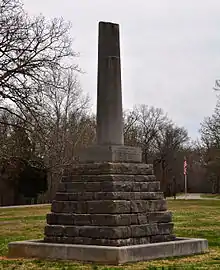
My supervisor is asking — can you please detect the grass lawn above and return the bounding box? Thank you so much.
[0,200,220,269]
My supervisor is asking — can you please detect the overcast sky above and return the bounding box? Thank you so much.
[23,0,220,139]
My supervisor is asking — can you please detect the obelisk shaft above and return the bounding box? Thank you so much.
[96,22,124,145]
[79,21,142,163]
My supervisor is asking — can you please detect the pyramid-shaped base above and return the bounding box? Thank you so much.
[8,238,208,264]
[44,162,176,246]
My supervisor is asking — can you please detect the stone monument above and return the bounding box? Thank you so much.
[8,21,208,265]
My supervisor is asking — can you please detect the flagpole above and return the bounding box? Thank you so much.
[184,173,187,200]
[184,157,187,200]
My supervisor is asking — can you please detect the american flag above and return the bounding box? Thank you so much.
[184,157,187,175]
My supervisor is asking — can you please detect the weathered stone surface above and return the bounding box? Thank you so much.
[51,200,134,214]
[44,233,174,245]
[137,214,149,224]
[43,21,174,248]
[79,226,130,239]
[44,236,89,245]
[45,223,174,240]
[44,236,151,246]
[55,191,164,201]
[55,192,93,201]
[96,22,123,146]
[90,214,138,226]
[148,200,167,211]
[130,223,173,238]
[51,201,86,214]
[44,225,65,237]
[47,212,172,227]
[73,214,91,225]
[47,213,76,226]
[61,174,157,183]
[57,181,160,193]
[130,224,158,237]
[64,226,80,237]
[63,163,153,176]
[130,200,167,213]
[79,145,142,163]
[87,200,130,214]
[47,213,139,226]
[132,237,150,245]
[45,236,152,246]
[150,234,176,243]
[51,199,167,214]
[8,238,209,263]
[148,211,172,223]
[158,223,174,235]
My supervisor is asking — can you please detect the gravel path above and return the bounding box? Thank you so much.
[169,193,220,200]
[0,204,50,209]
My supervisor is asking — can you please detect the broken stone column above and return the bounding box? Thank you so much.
[79,22,142,163]
[8,21,208,265]
[97,22,124,145]
[44,21,175,247]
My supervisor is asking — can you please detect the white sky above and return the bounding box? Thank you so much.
[23,0,220,139]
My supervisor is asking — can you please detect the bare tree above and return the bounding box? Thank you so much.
[126,105,169,163]
[154,123,189,194]
[200,98,220,193]
[0,0,78,127]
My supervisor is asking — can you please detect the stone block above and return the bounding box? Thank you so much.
[150,234,176,243]
[61,174,157,182]
[94,192,132,200]
[79,226,130,239]
[55,192,94,201]
[79,145,142,163]
[46,213,57,224]
[140,192,164,200]
[44,236,92,245]
[64,226,80,237]
[51,201,86,214]
[130,200,167,213]
[130,224,158,237]
[63,162,153,176]
[51,199,167,214]
[47,213,75,225]
[132,237,150,245]
[148,200,167,212]
[87,200,131,214]
[158,223,174,235]
[47,212,172,227]
[137,214,149,224]
[90,214,137,226]
[45,224,174,241]
[91,238,133,246]
[54,191,164,201]
[44,225,64,237]
[74,214,91,225]
[47,213,139,226]
[51,200,133,214]
[148,211,172,223]
[57,181,160,193]
[44,236,150,246]
[8,238,209,263]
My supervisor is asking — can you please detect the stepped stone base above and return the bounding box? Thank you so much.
[43,162,176,246]
[8,238,208,264]
[8,162,209,263]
